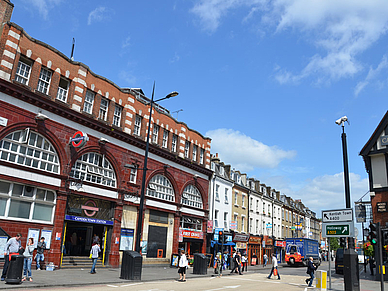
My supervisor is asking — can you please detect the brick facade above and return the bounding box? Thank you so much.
[0,0,211,268]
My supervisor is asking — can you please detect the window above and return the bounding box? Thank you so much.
[250,197,253,210]
[149,210,168,224]
[152,124,159,144]
[256,219,259,234]
[56,78,69,102]
[181,184,203,209]
[0,180,56,222]
[241,216,245,232]
[200,148,204,164]
[263,202,265,213]
[134,115,142,136]
[256,200,259,212]
[225,188,228,204]
[224,212,228,229]
[180,216,202,231]
[15,58,32,85]
[0,129,60,173]
[162,130,168,148]
[234,191,238,205]
[233,214,238,226]
[69,152,116,187]
[192,145,197,162]
[249,218,253,233]
[99,99,109,121]
[172,135,178,152]
[147,174,175,201]
[184,141,190,158]
[214,210,219,227]
[113,105,122,127]
[242,195,245,208]
[37,67,52,95]
[215,185,220,201]
[83,90,95,114]
[129,167,137,183]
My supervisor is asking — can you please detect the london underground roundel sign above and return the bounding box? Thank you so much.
[70,131,89,148]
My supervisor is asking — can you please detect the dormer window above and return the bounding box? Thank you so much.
[220,167,224,176]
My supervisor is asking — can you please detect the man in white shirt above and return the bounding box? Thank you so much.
[267,253,280,280]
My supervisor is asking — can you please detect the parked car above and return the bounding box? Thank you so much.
[335,248,344,274]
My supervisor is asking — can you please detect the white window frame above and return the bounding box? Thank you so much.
[172,134,177,152]
[200,148,204,164]
[134,115,142,136]
[181,184,203,209]
[192,145,197,162]
[242,194,245,208]
[56,78,69,102]
[234,191,238,206]
[99,99,109,121]
[113,104,122,127]
[37,67,52,95]
[15,59,32,85]
[225,188,228,204]
[152,124,159,144]
[83,90,95,114]
[224,212,228,229]
[215,184,220,201]
[162,130,168,148]
[147,174,175,202]
[214,210,219,228]
[184,141,190,158]
[129,168,137,183]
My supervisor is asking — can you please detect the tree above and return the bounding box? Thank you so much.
[329,237,340,251]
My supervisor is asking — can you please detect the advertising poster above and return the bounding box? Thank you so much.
[41,229,52,249]
[119,229,134,251]
[27,229,40,249]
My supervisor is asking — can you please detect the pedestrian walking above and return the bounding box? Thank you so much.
[369,257,375,276]
[177,249,188,282]
[214,252,222,277]
[35,237,46,270]
[263,253,268,267]
[305,257,317,287]
[230,252,242,275]
[22,237,34,282]
[90,242,101,274]
[1,233,22,281]
[267,253,280,280]
[241,253,247,272]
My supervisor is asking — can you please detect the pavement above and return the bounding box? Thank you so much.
[0,262,385,290]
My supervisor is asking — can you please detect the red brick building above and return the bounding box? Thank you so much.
[0,0,212,268]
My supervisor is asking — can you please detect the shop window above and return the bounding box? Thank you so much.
[0,129,60,174]
[181,184,202,209]
[147,174,175,202]
[0,180,56,222]
[69,152,116,187]
[180,216,202,231]
[149,210,168,224]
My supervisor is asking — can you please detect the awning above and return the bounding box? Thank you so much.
[211,240,236,248]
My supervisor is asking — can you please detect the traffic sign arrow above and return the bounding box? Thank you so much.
[342,226,348,234]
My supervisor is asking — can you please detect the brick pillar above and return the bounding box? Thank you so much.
[50,191,67,268]
[0,0,13,24]
[108,202,122,267]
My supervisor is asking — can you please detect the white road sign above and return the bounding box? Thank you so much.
[322,209,353,223]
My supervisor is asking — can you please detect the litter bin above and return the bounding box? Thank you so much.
[193,253,207,275]
[120,250,142,280]
[5,255,24,284]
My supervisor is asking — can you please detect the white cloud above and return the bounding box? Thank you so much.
[122,36,131,49]
[119,70,137,87]
[354,55,388,96]
[191,0,388,84]
[88,6,113,25]
[27,0,62,20]
[278,172,368,214]
[206,128,296,172]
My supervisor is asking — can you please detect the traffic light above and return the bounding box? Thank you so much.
[218,231,223,242]
[369,223,378,245]
[339,237,346,248]
[382,229,388,246]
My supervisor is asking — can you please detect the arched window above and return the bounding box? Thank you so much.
[181,184,203,209]
[146,174,175,202]
[0,128,60,173]
[70,152,116,187]
[0,180,56,222]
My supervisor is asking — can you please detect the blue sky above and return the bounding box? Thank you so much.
[10,1,388,227]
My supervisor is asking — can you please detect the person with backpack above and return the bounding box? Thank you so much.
[305,257,317,287]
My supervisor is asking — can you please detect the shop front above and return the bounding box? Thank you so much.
[262,236,273,263]
[178,216,205,264]
[248,235,261,265]
[274,240,286,263]
[232,232,250,256]
[62,195,115,266]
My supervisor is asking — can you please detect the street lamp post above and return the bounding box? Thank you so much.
[134,82,178,254]
[335,116,359,291]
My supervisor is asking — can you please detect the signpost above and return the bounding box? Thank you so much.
[322,209,354,238]
[322,209,353,223]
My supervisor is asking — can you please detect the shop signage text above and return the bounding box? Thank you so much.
[65,214,113,225]
[233,233,250,242]
[180,228,203,240]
